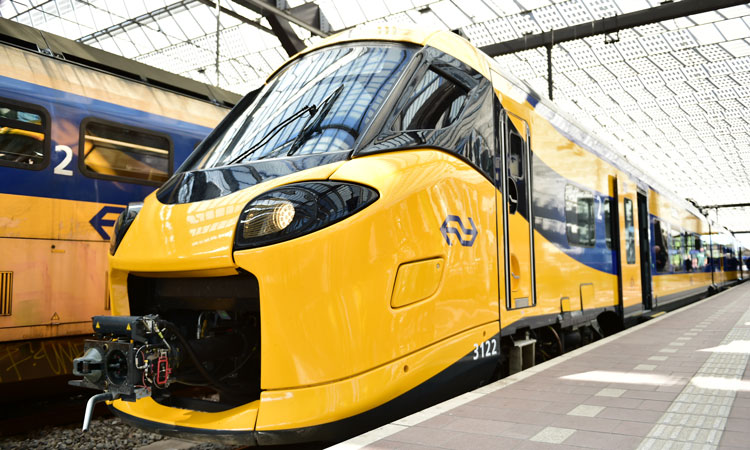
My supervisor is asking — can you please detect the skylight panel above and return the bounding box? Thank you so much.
[337,0,368,28]
[544,47,574,72]
[463,24,495,47]
[698,43,733,62]
[640,34,671,55]
[484,17,520,42]
[628,56,660,74]
[692,23,727,46]
[384,0,413,14]
[664,29,698,51]
[558,0,594,26]
[508,11,542,36]
[582,0,619,20]
[617,38,648,60]
[430,1,472,30]
[477,0,515,16]
[456,1,496,22]
[721,39,750,58]
[533,4,567,30]
[358,0,389,21]
[716,17,750,41]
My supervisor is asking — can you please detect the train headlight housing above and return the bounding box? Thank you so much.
[109,202,143,255]
[235,181,378,249]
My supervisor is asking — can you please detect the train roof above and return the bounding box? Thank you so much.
[0,18,240,108]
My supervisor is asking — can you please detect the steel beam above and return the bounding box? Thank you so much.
[197,0,274,34]
[232,0,328,38]
[480,0,750,56]
[703,203,750,209]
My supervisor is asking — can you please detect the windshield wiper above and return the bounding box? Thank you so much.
[286,84,345,157]
[225,104,315,166]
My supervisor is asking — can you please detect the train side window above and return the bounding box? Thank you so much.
[653,219,670,273]
[670,228,685,273]
[692,235,706,269]
[80,119,172,185]
[623,198,636,264]
[604,198,612,249]
[0,100,50,170]
[565,184,595,247]
[508,131,523,179]
[395,68,468,131]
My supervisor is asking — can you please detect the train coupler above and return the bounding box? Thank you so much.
[70,315,175,401]
[71,312,252,429]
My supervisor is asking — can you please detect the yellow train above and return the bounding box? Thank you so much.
[72,26,746,445]
[0,18,236,390]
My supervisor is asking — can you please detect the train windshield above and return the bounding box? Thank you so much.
[191,43,416,170]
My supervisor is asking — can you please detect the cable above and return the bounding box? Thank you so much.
[158,320,247,395]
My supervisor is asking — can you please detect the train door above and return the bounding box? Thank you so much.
[609,177,624,316]
[610,177,642,316]
[500,111,535,310]
[636,191,653,309]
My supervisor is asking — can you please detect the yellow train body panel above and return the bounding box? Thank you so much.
[0,192,122,241]
[255,322,498,431]
[652,272,714,299]
[528,230,617,319]
[235,150,497,389]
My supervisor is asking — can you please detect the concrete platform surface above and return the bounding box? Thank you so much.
[331,282,750,450]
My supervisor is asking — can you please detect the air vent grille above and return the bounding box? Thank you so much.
[0,271,12,316]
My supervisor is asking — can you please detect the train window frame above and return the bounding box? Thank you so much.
[603,198,612,250]
[652,219,671,273]
[623,197,636,264]
[670,227,685,273]
[359,45,495,182]
[564,184,596,248]
[391,65,470,133]
[0,98,51,171]
[508,129,524,180]
[78,117,174,186]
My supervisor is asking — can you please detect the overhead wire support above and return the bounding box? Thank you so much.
[233,0,329,38]
[215,0,221,87]
[701,203,750,209]
[479,0,750,56]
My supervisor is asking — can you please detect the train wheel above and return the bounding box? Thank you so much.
[534,326,563,363]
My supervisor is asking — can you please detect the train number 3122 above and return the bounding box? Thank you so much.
[472,338,498,360]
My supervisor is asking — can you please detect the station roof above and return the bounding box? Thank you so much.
[2,0,749,242]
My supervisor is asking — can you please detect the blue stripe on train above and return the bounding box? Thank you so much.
[0,74,213,205]
[531,152,616,275]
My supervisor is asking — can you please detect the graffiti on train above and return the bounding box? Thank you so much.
[0,338,84,382]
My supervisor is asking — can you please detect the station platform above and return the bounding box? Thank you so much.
[332,282,750,450]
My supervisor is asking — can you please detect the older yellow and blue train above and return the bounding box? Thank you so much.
[0,17,237,391]
[71,26,747,445]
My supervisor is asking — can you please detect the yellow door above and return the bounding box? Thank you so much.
[610,177,643,315]
[501,112,534,310]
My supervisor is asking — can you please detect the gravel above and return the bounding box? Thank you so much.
[0,417,231,450]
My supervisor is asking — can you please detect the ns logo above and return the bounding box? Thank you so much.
[440,215,478,247]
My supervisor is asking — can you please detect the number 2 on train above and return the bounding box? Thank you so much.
[473,338,498,360]
[54,145,73,176]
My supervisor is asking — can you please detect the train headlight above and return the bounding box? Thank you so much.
[109,202,143,255]
[235,181,378,249]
